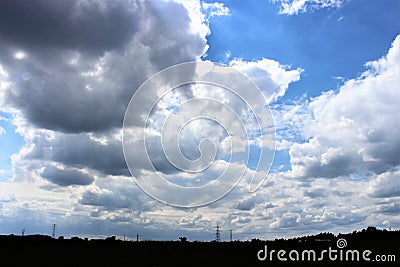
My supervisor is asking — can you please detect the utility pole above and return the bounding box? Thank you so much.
[230,229,232,242]
[215,225,221,242]
[52,224,56,239]
[136,234,139,242]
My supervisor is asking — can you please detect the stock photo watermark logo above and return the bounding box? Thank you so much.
[257,238,396,262]
[122,61,275,207]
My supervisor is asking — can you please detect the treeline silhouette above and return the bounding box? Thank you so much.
[1,227,398,266]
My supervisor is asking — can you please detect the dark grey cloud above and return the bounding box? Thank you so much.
[303,187,327,198]
[80,189,133,209]
[137,0,206,70]
[365,138,400,173]
[144,135,188,175]
[264,202,276,209]
[51,135,127,176]
[26,132,128,176]
[41,165,94,186]
[0,0,139,55]
[24,130,186,177]
[235,196,260,211]
[374,203,400,215]
[1,0,205,133]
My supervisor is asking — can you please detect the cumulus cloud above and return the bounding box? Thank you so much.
[286,35,400,179]
[235,195,262,211]
[0,0,215,236]
[26,131,128,176]
[1,1,300,205]
[41,165,93,186]
[273,0,344,15]
[201,2,230,18]
[270,212,300,228]
[229,58,303,103]
[0,0,139,54]
[0,0,210,188]
[0,0,206,133]
[79,182,142,210]
[366,168,400,198]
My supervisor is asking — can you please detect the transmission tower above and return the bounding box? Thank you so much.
[52,224,56,239]
[215,225,221,242]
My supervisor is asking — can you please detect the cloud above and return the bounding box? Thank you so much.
[0,0,301,207]
[0,0,210,187]
[235,195,261,211]
[41,165,94,186]
[178,214,203,227]
[201,2,230,18]
[0,126,5,135]
[272,0,344,15]
[0,0,206,133]
[79,182,143,210]
[285,35,400,179]
[270,212,300,228]
[366,168,400,198]
[0,0,398,241]
[229,58,303,103]
[0,0,139,54]
[26,131,129,176]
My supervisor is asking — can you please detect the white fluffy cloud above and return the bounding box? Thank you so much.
[366,168,400,198]
[230,58,303,103]
[273,0,344,15]
[201,2,230,18]
[285,35,400,180]
[234,35,400,237]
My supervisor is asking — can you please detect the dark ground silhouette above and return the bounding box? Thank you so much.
[1,227,398,266]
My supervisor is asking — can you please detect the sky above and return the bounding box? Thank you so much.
[0,0,399,241]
